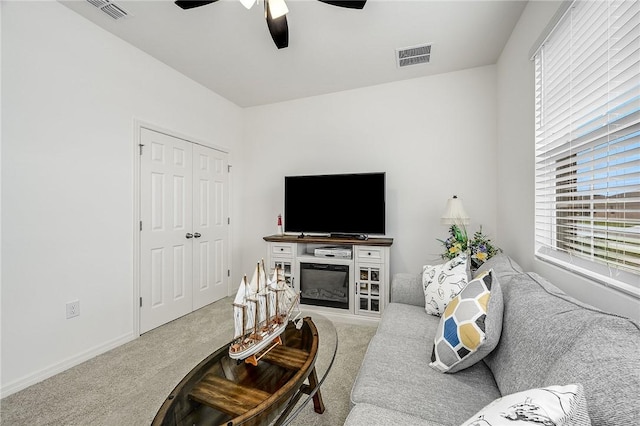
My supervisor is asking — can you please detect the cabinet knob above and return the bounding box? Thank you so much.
[194,232,202,238]
[186,233,193,239]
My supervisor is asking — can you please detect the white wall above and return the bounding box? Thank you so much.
[496,1,639,320]
[1,1,242,395]
[239,66,499,280]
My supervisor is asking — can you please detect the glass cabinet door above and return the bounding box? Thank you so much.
[272,260,294,288]
[356,265,381,315]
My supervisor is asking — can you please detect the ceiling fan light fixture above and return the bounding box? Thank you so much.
[268,0,288,19]
[239,0,255,10]
[175,0,366,50]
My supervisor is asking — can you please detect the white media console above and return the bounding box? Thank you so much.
[263,234,393,320]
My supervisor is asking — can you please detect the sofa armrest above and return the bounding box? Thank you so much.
[389,272,424,307]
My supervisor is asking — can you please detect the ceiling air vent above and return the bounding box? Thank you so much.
[86,0,130,20]
[396,44,432,68]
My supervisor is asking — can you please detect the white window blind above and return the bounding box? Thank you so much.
[534,0,640,296]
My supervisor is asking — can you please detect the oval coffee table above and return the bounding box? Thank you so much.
[152,311,338,426]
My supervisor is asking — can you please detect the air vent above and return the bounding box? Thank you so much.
[86,0,130,20]
[87,0,109,7]
[396,44,432,68]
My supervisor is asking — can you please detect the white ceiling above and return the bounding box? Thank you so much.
[61,0,527,107]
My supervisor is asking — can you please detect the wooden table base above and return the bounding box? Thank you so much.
[272,366,324,426]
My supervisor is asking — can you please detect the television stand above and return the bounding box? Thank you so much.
[330,233,368,240]
[263,234,393,319]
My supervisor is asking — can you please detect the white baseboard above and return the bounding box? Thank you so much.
[300,306,380,327]
[1,332,136,398]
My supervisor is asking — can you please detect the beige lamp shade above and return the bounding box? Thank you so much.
[441,195,470,225]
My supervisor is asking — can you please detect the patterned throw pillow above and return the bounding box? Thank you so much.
[422,253,470,316]
[429,270,503,373]
[460,384,592,426]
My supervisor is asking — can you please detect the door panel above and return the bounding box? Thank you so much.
[140,129,194,333]
[192,143,229,309]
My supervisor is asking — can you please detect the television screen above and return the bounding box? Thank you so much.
[284,172,385,236]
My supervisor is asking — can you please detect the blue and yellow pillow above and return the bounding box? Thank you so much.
[429,269,503,373]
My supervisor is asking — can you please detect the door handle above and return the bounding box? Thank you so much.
[186,233,193,239]
[194,233,201,238]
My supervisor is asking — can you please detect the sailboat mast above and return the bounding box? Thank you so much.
[242,305,247,336]
[257,262,261,292]
[241,275,247,336]
[253,300,258,336]
[262,259,269,326]
[264,292,270,328]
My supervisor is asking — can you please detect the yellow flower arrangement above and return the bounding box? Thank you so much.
[438,225,500,269]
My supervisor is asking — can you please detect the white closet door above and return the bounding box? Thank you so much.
[192,143,229,309]
[140,129,194,334]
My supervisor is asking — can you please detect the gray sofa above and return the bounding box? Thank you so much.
[345,254,640,425]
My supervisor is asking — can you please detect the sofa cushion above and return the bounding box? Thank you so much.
[422,253,470,316]
[485,270,640,426]
[460,383,591,426]
[484,271,588,392]
[376,302,437,341]
[430,270,503,373]
[390,272,425,307]
[344,403,446,426]
[350,332,501,424]
[475,252,524,281]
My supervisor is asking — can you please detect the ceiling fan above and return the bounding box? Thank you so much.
[174,0,367,49]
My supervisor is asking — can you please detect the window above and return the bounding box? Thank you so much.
[534,0,640,296]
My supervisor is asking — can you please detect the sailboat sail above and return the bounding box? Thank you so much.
[282,284,298,310]
[279,282,298,318]
[265,269,278,322]
[232,276,247,339]
[244,277,257,333]
[255,262,268,328]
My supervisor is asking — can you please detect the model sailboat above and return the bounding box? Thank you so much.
[230,260,300,364]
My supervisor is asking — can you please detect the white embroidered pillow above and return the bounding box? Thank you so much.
[460,384,591,426]
[422,253,469,316]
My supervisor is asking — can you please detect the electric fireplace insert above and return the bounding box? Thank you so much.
[299,262,349,310]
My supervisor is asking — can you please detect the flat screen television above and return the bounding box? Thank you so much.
[284,172,385,237]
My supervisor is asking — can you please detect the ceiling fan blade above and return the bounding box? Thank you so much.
[265,1,289,49]
[174,0,219,10]
[317,0,366,9]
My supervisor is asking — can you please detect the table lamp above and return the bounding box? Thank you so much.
[441,195,470,226]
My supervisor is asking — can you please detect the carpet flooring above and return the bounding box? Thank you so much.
[0,297,377,425]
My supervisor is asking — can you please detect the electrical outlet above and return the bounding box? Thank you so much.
[66,300,80,319]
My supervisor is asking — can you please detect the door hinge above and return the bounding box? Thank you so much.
[228,269,230,277]
[227,165,232,172]
[139,221,142,231]
[139,144,144,155]
[139,297,142,307]
[227,217,230,225]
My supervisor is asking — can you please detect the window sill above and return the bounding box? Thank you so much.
[535,251,640,299]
